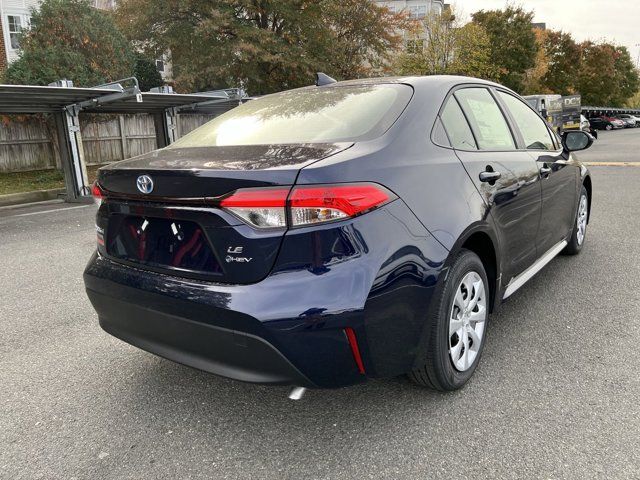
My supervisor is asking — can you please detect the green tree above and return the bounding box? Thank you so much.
[626,90,640,109]
[320,0,412,79]
[541,30,581,95]
[521,28,551,95]
[133,54,164,92]
[394,10,498,81]
[3,0,134,87]
[610,46,640,106]
[115,0,408,95]
[576,42,616,105]
[576,42,639,106]
[471,6,538,92]
[449,23,498,80]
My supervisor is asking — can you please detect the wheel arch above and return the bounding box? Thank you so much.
[447,225,501,313]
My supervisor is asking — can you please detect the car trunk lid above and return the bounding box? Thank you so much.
[98,144,351,198]
[95,143,351,284]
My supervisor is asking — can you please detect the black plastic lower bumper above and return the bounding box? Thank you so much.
[87,287,315,387]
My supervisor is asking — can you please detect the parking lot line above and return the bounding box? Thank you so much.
[12,204,94,217]
[583,162,640,166]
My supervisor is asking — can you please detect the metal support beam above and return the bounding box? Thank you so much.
[59,81,142,202]
[55,108,90,202]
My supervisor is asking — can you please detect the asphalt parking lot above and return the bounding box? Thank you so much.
[579,127,640,164]
[1,139,640,478]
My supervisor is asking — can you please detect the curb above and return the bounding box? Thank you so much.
[0,188,66,208]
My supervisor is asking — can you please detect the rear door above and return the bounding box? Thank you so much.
[441,86,542,280]
[495,90,577,254]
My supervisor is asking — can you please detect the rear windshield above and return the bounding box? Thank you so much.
[169,84,412,147]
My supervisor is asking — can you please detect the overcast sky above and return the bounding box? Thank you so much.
[456,0,640,66]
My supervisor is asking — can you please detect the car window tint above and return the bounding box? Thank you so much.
[498,91,555,150]
[454,88,515,151]
[432,117,451,147]
[440,98,477,150]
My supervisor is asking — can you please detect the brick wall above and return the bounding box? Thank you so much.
[0,19,6,74]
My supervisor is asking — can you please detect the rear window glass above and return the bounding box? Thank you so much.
[169,85,413,147]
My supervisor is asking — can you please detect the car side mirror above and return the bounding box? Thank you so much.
[562,131,594,152]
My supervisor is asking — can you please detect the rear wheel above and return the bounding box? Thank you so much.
[410,250,489,391]
[563,186,589,255]
[605,124,613,131]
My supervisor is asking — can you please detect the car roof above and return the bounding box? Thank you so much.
[317,75,514,96]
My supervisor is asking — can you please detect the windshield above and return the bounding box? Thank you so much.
[169,84,412,148]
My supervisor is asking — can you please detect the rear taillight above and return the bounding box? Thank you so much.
[220,187,290,229]
[219,183,394,229]
[91,181,105,205]
[289,184,393,227]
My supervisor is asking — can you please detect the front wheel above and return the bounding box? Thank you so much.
[605,124,613,131]
[410,249,489,391]
[563,186,589,255]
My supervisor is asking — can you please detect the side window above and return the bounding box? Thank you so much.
[498,91,556,150]
[440,97,477,150]
[454,88,516,151]
[431,117,451,147]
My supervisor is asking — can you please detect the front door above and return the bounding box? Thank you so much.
[494,90,578,254]
[533,154,577,253]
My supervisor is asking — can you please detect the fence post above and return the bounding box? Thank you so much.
[118,115,128,160]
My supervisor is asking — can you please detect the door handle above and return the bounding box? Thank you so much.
[540,165,552,176]
[479,170,502,183]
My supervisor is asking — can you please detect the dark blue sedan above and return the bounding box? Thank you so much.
[85,75,594,393]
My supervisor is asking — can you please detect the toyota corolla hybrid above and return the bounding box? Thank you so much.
[84,75,594,392]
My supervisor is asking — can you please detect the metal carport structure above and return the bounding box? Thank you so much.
[582,106,640,117]
[0,81,242,202]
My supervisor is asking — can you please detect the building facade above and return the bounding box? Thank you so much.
[375,0,445,19]
[0,0,39,67]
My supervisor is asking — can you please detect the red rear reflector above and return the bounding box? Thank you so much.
[344,327,366,375]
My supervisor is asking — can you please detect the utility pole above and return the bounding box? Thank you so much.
[636,44,640,69]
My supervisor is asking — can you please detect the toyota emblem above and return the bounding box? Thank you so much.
[136,175,154,194]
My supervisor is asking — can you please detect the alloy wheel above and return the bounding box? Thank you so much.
[577,194,588,246]
[449,271,487,372]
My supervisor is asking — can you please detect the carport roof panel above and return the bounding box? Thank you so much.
[0,84,234,114]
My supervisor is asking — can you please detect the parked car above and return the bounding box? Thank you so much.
[616,114,638,128]
[85,76,594,393]
[580,115,598,139]
[589,116,625,130]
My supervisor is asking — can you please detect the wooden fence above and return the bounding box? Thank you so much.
[0,113,215,173]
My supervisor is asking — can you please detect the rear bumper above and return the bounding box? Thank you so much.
[84,202,448,388]
[85,254,362,388]
[89,286,314,386]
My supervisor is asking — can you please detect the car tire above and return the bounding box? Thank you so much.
[562,186,589,255]
[409,249,489,391]
[605,124,613,131]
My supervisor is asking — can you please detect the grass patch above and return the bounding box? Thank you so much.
[0,165,102,196]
